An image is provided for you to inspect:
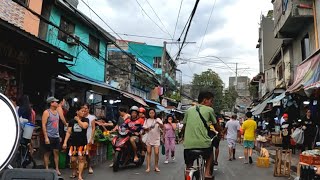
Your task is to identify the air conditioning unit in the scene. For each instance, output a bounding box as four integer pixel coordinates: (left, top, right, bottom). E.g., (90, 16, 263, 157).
(66, 34, 80, 45)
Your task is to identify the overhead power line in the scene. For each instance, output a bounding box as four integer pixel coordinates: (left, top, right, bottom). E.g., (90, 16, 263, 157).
(78, 0, 166, 76)
(134, 0, 173, 39)
(197, 0, 217, 56)
(176, 0, 201, 61)
(144, 0, 172, 39)
(14, 0, 161, 87)
(170, 0, 184, 53)
(115, 32, 172, 40)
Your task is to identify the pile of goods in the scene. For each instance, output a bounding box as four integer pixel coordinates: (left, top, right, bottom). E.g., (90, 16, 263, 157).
(95, 129, 112, 142)
(300, 150, 320, 165)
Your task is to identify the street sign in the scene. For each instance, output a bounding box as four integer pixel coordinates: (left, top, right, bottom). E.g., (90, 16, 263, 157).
(0, 93, 20, 171)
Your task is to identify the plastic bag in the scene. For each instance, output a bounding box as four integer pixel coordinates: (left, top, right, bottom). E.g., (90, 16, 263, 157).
(291, 128, 304, 145)
(142, 133, 148, 143)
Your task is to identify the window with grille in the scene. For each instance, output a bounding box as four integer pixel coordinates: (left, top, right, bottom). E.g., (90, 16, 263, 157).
(89, 35, 100, 58)
(153, 57, 161, 68)
(58, 17, 75, 43)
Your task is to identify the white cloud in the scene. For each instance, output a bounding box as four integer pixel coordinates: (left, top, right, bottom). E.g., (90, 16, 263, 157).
(78, 0, 273, 86)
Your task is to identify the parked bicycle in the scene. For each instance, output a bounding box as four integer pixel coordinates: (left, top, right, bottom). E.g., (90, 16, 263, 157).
(12, 119, 37, 169)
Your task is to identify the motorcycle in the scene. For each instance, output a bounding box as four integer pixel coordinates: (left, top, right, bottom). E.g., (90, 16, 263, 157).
(111, 125, 145, 172)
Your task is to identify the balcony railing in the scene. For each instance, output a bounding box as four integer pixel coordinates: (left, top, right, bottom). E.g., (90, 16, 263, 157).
(273, 0, 313, 38)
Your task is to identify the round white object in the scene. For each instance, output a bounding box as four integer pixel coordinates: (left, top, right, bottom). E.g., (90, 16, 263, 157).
(0, 93, 20, 171)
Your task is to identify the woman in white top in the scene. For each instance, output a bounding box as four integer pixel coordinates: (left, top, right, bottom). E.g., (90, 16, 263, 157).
(143, 109, 163, 173)
(82, 103, 96, 174)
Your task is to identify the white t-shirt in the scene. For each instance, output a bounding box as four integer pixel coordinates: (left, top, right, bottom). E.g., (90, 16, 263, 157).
(225, 119, 241, 140)
(86, 114, 96, 143)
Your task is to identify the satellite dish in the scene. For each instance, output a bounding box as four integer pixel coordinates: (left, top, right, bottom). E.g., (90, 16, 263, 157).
(0, 93, 20, 171)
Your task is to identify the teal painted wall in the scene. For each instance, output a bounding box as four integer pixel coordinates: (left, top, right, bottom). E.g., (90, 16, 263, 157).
(46, 6, 107, 82)
(128, 42, 162, 67)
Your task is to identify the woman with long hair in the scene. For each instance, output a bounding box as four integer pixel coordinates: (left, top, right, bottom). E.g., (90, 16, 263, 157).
(18, 95, 32, 122)
(163, 114, 177, 164)
(82, 103, 96, 174)
(63, 106, 89, 180)
(143, 109, 163, 172)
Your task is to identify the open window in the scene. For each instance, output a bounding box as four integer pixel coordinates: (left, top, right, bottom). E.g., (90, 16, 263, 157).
(153, 57, 161, 68)
(89, 35, 100, 58)
(58, 17, 75, 43)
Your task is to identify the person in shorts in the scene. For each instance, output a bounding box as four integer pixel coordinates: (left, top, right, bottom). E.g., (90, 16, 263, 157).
(42, 97, 62, 175)
(242, 111, 257, 164)
(63, 105, 89, 180)
(224, 115, 240, 161)
(182, 91, 218, 179)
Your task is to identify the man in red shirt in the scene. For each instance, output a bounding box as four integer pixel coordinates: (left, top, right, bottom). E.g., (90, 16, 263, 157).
(124, 106, 144, 162)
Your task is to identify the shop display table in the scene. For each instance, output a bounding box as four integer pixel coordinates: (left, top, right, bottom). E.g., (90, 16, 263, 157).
(297, 162, 320, 177)
(271, 133, 282, 145)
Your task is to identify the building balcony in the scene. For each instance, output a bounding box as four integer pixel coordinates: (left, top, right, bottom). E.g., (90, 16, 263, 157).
(273, 0, 313, 38)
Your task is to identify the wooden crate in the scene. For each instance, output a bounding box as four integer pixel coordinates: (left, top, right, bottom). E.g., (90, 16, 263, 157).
(271, 134, 282, 145)
(274, 149, 291, 177)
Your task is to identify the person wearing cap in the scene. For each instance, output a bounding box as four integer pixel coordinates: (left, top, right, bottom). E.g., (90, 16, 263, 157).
(42, 96, 62, 175)
(280, 113, 292, 150)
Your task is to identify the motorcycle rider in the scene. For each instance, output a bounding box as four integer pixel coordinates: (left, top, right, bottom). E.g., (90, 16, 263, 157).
(124, 106, 145, 162)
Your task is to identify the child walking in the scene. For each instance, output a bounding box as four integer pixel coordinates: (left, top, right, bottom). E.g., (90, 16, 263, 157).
(163, 115, 177, 164)
(143, 109, 163, 172)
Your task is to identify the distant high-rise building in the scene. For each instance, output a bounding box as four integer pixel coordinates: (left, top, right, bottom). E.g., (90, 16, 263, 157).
(229, 76, 250, 97)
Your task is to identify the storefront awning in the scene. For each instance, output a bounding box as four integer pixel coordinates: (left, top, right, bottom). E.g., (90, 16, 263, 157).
(156, 105, 170, 113)
(62, 73, 118, 91)
(252, 96, 274, 116)
(62, 73, 149, 107)
(145, 99, 161, 106)
(268, 92, 286, 104)
(122, 92, 148, 107)
(287, 51, 320, 95)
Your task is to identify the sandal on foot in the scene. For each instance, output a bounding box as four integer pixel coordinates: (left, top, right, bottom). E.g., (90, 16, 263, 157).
(69, 174, 76, 178)
(88, 167, 93, 174)
(133, 157, 139, 162)
(146, 169, 150, 173)
(154, 168, 160, 172)
(56, 170, 61, 176)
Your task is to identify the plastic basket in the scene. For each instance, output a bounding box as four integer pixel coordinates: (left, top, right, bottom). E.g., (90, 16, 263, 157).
(257, 157, 270, 168)
(300, 154, 320, 165)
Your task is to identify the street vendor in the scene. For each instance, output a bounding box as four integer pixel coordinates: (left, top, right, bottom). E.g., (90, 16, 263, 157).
(280, 113, 293, 150)
(302, 108, 317, 151)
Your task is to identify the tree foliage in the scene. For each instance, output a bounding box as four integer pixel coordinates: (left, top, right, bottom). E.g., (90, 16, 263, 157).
(223, 86, 238, 111)
(191, 69, 224, 113)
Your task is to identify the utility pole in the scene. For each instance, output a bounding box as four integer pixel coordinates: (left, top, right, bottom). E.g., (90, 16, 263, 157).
(161, 41, 195, 86)
(235, 62, 238, 91)
(161, 41, 167, 87)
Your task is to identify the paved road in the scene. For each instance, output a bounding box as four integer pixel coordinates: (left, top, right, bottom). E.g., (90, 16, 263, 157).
(58, 141, 291, 180)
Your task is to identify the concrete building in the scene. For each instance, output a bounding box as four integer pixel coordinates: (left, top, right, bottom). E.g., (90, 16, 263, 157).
(107, 41, 159, 99)
(229, 76, 250, 97)
(0, 0, 43, 36)
(256, 12, 282, 98)
(271, 0, 317, 88)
